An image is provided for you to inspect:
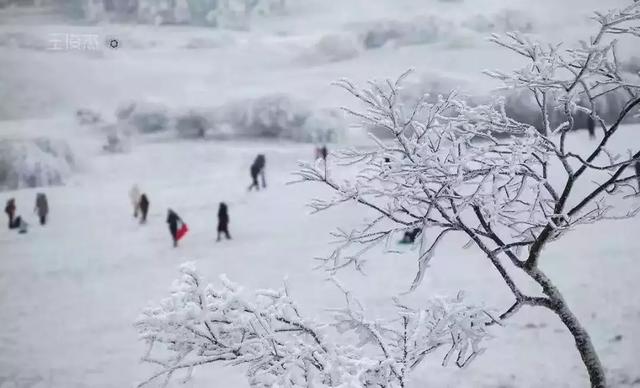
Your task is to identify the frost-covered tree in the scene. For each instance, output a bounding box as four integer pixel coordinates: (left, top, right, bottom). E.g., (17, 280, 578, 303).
(136, 3, 639, 387)
(136, 263, 493, 387)
(293, 3, 640, 388)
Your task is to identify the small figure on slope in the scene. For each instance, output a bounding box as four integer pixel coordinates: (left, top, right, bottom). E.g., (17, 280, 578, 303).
(34, 193, 49, 226)
(400, 228, 422, 244)
(248, 154, 266, 191)
(587, 115, 596, 140)
(139, 194, 150, 224)
(5, 198, 16, 229)
(217, 202, 231, 242)
(166, 209, 188, 248)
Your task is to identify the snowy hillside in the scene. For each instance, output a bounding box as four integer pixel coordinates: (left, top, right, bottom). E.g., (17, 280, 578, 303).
(1, 130, 639, 387)
(1, 0, 639, 387)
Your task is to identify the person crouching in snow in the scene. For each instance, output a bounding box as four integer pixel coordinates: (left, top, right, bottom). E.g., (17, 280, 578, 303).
(400, 228, 422, 244)
(17, 218, 28, 234)
(34, 193, 49, 225)
(217, 202, 231, 241)
(166, 209, 187, 247)
(129, 184, 141, 218)
(139, 194, 149, 224)
(248, 154, 266, 191)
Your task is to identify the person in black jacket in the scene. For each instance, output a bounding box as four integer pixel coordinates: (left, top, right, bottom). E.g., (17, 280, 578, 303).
(217, 202, 231, 241)
(34, 193, 49, 225)
(139, 194, 149, 224)
(587, 115, 596, 139)
(320, 145, 328, 160)
(5, 198, 16, 229)
(166, 209, 182, 247)
(248, 154, 266, 191)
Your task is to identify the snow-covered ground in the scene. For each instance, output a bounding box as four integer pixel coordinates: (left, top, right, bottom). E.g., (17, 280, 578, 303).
(1, 0, 639, 387)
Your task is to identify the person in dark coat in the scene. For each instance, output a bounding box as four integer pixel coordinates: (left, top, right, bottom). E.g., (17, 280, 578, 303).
(139, 194, 149, 224)
(217, 202, 231, 241)
(635, 161, 640, 192)
(320, 145, 328, 160)
(587, 115, 596, 139)
(34, 193, 49, 225)
(401, 228, 422, 244)
(248, 154, 266, 191)
(166, 209, 182, 247)
(5, 198, 16, 229)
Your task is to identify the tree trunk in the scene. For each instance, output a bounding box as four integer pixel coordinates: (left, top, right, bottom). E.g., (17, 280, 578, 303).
(552, 300, 606, 388)
(528, 267, 607, 388)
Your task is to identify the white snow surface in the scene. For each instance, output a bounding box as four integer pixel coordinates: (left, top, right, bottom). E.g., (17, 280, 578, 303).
(1, 0, 639, 387)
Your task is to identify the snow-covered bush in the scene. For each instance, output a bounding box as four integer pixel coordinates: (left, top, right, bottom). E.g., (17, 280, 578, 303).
(219, 95, 344, 142)
(76, 108, 103, 125)
(0, 138, 76, 191)
(302, 108, 345, 143)
(116, 101, 170, 134)
(356, 15, 455, 50)
(196, 0, 287, 28)
(137, 263, 494, 387)
(462, 9, 535, 34)
(175, 109, 212, 138)
(301, 33, 361, 64)
(102, 124, 132, 153)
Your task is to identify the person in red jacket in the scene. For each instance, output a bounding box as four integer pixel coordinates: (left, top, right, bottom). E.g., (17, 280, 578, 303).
(166, 209, 187, 247)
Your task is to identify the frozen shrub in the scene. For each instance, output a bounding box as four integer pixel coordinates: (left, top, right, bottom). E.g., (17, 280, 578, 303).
(360, 21, 403, 49)
(76, 108, 102, 125)
(302, 108, 345, 143)
(102, 125, 132, 153)
(301, 32, 361, 64)
(463, 9, 535, 33)
(357, 16, 454, 50)
(116, 101, 170, 134)
(221, 94, 309, 139)
(175, 110, 212, 138)
(219, 95, 345, 142)
(0, 138, 76, 191)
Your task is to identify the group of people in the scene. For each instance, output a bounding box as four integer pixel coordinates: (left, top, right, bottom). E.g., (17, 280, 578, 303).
(4, 193, 49, 234)
(126, 153, 266, 247)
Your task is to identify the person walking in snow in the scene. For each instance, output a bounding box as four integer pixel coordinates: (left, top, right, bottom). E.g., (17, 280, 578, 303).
(34, 193, 49, 225)
(166, 209, 186, 247)
(248, 154, 266, 191)
(5, 198, 16, 229)
(217, 202, 231, 241)
(587, 115, 596, 139)
(129, 184, 141, 218)
(139, 194, 150, 224)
